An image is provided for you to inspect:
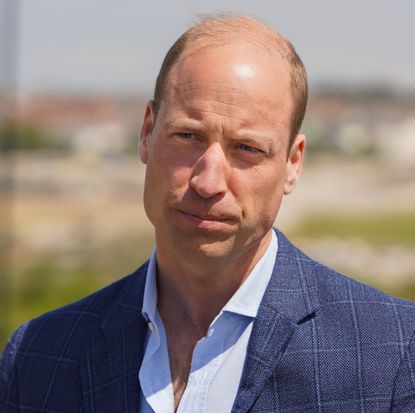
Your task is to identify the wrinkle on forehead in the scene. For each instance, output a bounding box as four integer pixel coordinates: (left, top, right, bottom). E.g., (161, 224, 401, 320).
(161, 42, 293, 136)
(169, 76, 288, 106)
(165, 80, 289, 127)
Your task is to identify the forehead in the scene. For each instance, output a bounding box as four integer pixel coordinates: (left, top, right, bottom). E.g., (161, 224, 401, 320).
(162, 42, 292, 128)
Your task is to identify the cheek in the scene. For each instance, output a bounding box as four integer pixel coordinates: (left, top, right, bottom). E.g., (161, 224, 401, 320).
(233, 164, 287, 216)
(148, 144, 193, 193)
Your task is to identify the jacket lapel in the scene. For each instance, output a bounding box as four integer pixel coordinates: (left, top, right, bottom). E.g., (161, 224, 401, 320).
(79, 231, 319, 413)
(80, 264, 148, 413)
(232, 230, 320, 413)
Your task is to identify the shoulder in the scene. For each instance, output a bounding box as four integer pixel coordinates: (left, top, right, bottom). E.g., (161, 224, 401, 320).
(276, 228, 415, 318)
(0, 262, 148, 381)
(273, 231, 415, 406)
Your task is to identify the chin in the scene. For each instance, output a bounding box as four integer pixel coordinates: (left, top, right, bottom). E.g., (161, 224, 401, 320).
(182, 236, 239, 262)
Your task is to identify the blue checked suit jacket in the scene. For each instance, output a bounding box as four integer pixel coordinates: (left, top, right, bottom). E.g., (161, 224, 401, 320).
(1, 230, 415, 412)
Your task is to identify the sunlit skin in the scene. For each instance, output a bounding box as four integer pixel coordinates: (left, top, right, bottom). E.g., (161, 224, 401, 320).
(139, 41, 305, 407)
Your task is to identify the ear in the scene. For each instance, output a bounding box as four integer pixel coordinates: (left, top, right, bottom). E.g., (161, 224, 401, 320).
(139, 100, 155, 164)
(284, 134, 305, 195)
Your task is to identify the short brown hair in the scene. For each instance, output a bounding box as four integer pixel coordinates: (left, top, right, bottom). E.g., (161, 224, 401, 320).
(153, 14, 308, 145)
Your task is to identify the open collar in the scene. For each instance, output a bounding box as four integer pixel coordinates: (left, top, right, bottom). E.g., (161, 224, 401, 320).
(80, 229, 321, 413)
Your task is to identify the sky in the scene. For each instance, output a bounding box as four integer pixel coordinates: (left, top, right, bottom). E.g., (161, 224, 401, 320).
(1, 0, 414, 95)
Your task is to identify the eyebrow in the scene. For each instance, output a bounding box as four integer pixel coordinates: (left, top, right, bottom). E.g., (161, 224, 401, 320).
(233, 135, 278, 154)
(164, 118, 204, 131)
(164, 118, 280, 153)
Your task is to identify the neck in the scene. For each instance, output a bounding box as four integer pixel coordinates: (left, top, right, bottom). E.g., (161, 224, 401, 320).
(156, 230, 272, 336)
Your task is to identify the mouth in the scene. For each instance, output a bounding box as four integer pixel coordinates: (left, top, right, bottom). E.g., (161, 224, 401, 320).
(176, 209, 237, 229)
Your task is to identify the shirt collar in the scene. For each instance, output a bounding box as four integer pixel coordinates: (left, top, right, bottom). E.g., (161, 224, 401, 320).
(141, 230, 278, 323)
(141, 248, 158, 325)
(221, 230, 278, 318)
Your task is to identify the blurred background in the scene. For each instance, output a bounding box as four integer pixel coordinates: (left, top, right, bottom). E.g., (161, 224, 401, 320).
(1, 0, 414, 349)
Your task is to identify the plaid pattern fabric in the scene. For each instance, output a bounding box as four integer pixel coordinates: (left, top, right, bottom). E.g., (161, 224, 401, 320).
(1, 230, 415, 412)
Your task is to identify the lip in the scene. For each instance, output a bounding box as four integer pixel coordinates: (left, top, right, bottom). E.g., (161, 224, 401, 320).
(176, 209, 236, 229)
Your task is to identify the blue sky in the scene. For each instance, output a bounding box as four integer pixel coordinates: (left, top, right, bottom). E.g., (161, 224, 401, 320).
(2, 0, 414, 94)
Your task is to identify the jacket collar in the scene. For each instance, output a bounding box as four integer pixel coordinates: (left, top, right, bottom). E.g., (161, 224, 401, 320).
(100, 262, 149, 337)
(80, 263, 149, 413)
(232, 229, 321, 413)
(81, 230, 321, 412)
(98, 229, 319, 336)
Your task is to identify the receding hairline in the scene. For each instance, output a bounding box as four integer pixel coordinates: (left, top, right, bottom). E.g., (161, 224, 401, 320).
(153, 13, 308, 142)
(179, 14, 294, 57)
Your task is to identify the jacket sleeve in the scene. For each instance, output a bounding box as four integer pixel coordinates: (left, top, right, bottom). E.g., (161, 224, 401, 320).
(0, 322, 29, 412)
(391, 330, 415, 412)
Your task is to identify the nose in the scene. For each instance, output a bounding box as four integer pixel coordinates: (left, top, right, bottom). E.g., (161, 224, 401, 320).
(190, 143, 229, 199)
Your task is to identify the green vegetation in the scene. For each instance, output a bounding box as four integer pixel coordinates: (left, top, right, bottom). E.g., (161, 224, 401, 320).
(0, 124, 67, 152)
(0, 231, 155, 349)
(291, 212, 415, 246)
(386, 282, 415, 303)
(8, 262, 103, 331)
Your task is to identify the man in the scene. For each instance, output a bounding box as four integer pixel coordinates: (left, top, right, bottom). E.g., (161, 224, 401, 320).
(1, 14, 415, 413)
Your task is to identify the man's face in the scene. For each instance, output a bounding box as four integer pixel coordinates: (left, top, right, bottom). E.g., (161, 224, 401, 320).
(140, 42, 304, 267)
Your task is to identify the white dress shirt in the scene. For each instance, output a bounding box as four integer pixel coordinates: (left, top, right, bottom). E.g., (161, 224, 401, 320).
(138, 231, 278, 413)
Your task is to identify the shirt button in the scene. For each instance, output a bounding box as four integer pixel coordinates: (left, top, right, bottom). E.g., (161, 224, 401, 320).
(148, 322, 155, 333)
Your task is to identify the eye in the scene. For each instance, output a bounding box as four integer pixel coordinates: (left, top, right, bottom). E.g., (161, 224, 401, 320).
(237, 143, 261, 153)
(233, 142, 268, 164)
(178, 132, 196, 140)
